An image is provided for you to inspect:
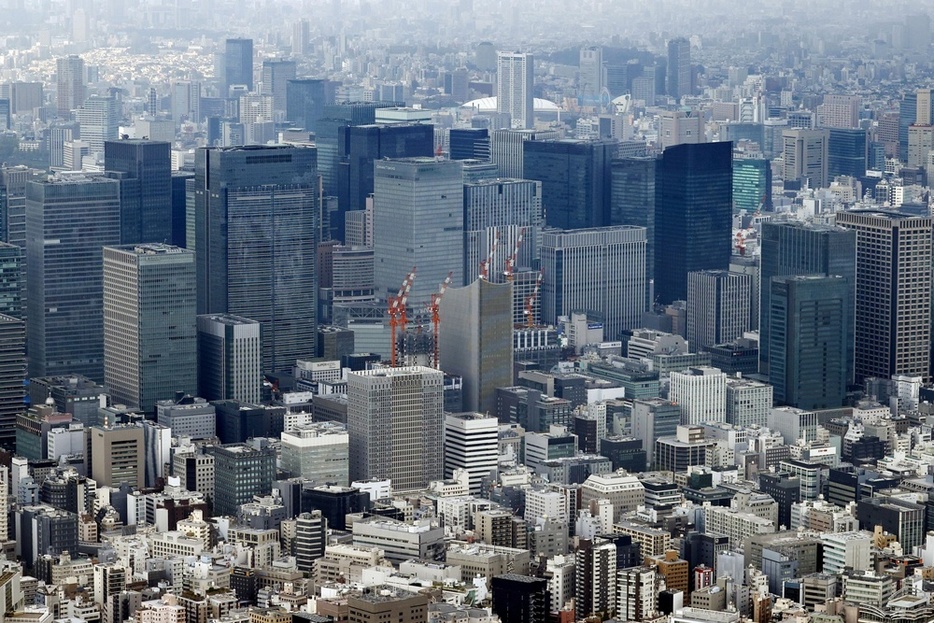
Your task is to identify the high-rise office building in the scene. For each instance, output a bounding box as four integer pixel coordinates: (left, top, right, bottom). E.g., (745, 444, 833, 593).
(196, 314, 262, 404)
(292, 19, 310, 56)
(372, 158, 464, 304)
(610, 156, 656, 298)
(211, 442, 277, 517)
(347, 366, 443, 492)
(286, 79, 329, 133)
(463, 178, 543, 284)
(659, 110, 705, 150)
(654, 141, 732, 304)
(827, 128, 868, 179)
(489, 128, 559, 178)
(224, 38, 254, 93)
(316, 100, 398, 199)
(669, 367, 727, 425)
(194, 145, 317, 372)
(0, 243, 21, 319)
(172, 80, 201, 126)
(0, 314, 24, 451)
(56, 55, 86, 119)
(449, 128, 490, 160)
(491, 574, 550, 623)
(89, 424, 145, 488)
(338, 123, 435, 215)
(74, 96, 120, 156)
(444, 412, 499, 495)
(686, 270, 751, 352)
(104, 139, 173, 245)
(898, 89, 934, 162)
(732, 158, 772, 212)
(758, 221, 855, 377)
(26, 174, 121, 381)
(439, 279, 513, 415)
(576, 539, 617, 619)
(542, 226, 646, 340)
(666, 38, 691, 99)
(261, 59, 296, 113)
(280, 422, 349, 485)
(837, 210, 932, 381)
(768, 275, 850, 409)
(523, 138, 618, 229)
(818, 95, 861, 129)
(497, 52, 534, 129)
(579, 46, 604, 108)
(103, 244, 196, 413)
(782, 128, 829, 189)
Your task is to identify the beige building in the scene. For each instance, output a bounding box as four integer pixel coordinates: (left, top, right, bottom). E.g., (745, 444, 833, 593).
(90, 424, 144, 489)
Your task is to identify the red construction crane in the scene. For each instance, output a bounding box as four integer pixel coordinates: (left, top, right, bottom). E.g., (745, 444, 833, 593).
(504, 228, 525, 282)
(479, 231, 501, 281)
(524, 269, 544, 328)
(430, 271, 454, 369)
(388, 267, 416, 368)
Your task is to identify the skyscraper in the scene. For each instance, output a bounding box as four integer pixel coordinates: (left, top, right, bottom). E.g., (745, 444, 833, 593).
(172, 81, 201, 126)
(0, 242, 22, 319)
(817, 95, 861, 129)
(194, 145, 318, 372)
(372, 158, 464, 305)
(579, 46, 604, 108)
(463, 178, 543, 284)
(758, 221, 855, 377)
(827, 128, 868, 180)
(610, 156, 656, 296)
(224, 38, 254, 94)
(103, 244, 197, 413)
(489, 128, 559, 178)
(768, 275, 850, 409)
(497, 52, 534, 129)
(26, 175, 121, 381)
(439, 279, 513, 415)
(104, 139, 173, 245)
(292, 19, 310, 56)
(0, 314, 24, 451)
(782, 129, 829, 189)
(654, 141, 733, 304)
(669, 367, 727, 425)
(196, 314, 262, 404)
(75, 96, 120, 156)
(523, 138, 618, 230)
(89, 424, 145, 489)
(339, 123, 435, 215)
(261, 59, 297, 113)
(732, 158, 772, 211)
(211, 442, 277, 517)
(837, 210, 932, 381)
(666, 38, 691, 100)
(686, 270, 751, 352)
(347, 366, 443, 492)
(541, 226, 647, 339)
(56, 55, 85, 119)
(316, 101, 398, 199)
(286, 79, 329, 133)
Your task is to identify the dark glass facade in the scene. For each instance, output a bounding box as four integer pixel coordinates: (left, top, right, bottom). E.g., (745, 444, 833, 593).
(194, 145, 318, 371)
(25, 177, 121, 382)
(827, 128, 868, 179)
(104, 139, 173, 245)
(768, 275, 850, 409)
(523, 138, 617, 230)
(286, 78, 331, 133)
(758, 221, 856, 376)
(224, 38, 254, 93)
(654, 141, 733, 304)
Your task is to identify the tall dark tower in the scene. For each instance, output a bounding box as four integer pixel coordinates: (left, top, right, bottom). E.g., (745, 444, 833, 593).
(224, 38, 254, 94)
(104, 139, 173, 245)
(194, 145, 318, 372)
(523, 138, 618, 230)
(654, 141, 732, 305)
(491, 574, 550, 623)
(667, 37, 691, 99)
(286, 79, 330, 133)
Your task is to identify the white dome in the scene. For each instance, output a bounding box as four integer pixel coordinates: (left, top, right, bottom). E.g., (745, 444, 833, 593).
(461, 96, 561, 113)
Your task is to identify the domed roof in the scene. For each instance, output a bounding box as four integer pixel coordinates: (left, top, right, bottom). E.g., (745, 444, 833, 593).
(461, 96, 561, 112)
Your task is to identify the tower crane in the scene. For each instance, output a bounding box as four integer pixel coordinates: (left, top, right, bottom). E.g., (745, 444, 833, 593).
(524, 269, 544, 328)
(430, 271, 454, 369)
(479, 231, 501, 280)
(503, 228, 525, 282)
(388, 267, 416, 368)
